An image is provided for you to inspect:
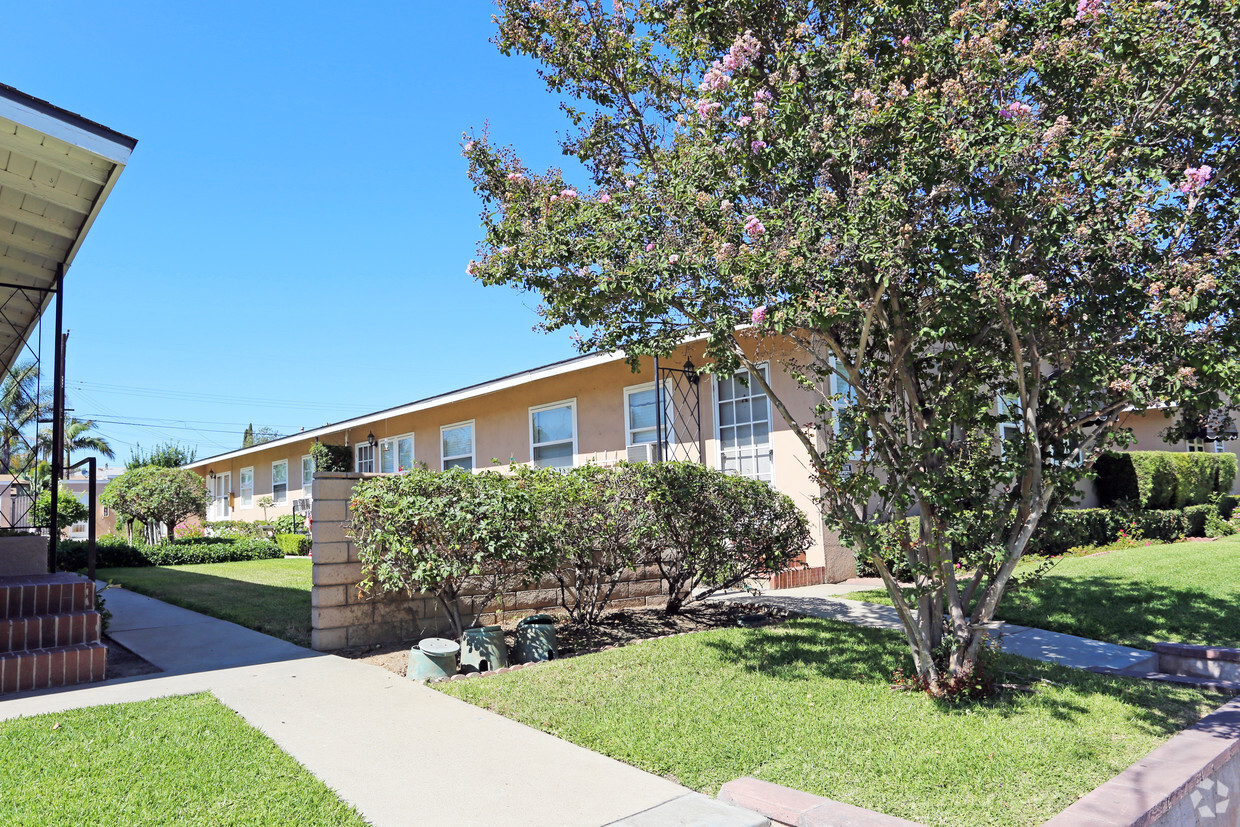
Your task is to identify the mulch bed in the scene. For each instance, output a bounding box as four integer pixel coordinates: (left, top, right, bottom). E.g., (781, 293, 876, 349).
(337, 601, 788, 680)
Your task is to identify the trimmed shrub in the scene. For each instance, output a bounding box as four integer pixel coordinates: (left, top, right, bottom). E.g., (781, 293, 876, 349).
(275, 533, 311, 556)
(1033, 509, 1124, 556)
(205, 520, 270, 539)
(1130, 509, 1187, 542)
(1218, 453, 1238, 495)
(1221, 495, 1240, 520)
(1171, 453, 1217, 508)
(309, 441, 352, 473)
(273, 514, 306, 534)
(634, 461, 812, 614)
(1183, 504, 1213, 537)
(56, 536, 281, 572)
(1094, 451, 1178, 509)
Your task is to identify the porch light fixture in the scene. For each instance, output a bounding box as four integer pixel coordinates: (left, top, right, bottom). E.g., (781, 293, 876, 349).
(367, 432, 377, 448)
(207, 469, 215, 480)
(684, 357, 699, 386)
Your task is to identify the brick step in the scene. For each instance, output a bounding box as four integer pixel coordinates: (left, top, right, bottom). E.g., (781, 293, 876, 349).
(0, 641, 107, 695)
(0, 573, 95, 619)
(0, 611, 101, 654)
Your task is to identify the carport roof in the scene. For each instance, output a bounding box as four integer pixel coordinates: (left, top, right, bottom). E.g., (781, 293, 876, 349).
(0, 83, 135, 374)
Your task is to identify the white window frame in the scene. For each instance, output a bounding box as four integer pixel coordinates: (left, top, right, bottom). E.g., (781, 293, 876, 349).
(529, 398, 578, 469)
(240, 466, 254, 509)
(301, 454, 314, 494)
(379, 433, 415, 474)
(712, 364, 775, 484)
(830, 359, 865, 462)
(441, 420, 476, 471)
(272, 460, 289, 505)
(624, 381, 674, 448)
(997, 392, 1023, 458)
(355, 442, 375, 474)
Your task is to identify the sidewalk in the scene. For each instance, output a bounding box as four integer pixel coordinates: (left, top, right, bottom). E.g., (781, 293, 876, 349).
(720, 582, 1160, 673)
(0, 586, 766, 827)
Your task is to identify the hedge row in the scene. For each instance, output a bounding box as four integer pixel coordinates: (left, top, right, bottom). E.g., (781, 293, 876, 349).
(57, 535, 282, 571)
(275, 533, 312, 556)
(857, 495, 1240, 574)
(1095, 451, 1237, 509)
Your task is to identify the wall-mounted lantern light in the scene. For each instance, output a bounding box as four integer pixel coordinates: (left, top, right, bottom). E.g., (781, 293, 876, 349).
(367, 432, 377, 449)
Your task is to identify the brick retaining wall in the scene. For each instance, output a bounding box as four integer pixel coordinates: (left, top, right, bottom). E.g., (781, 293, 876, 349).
(309, 472, 669, 650)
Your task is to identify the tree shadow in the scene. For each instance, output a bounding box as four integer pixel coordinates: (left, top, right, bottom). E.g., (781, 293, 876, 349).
(999, 572, 1240, 650)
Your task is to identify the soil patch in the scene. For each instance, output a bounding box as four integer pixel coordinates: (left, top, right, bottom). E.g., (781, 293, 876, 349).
(105, 635, 162, 680)
(337, 601, 786, 679)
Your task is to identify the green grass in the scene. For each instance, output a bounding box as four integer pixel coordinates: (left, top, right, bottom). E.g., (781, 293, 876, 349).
(0, 693, 365, 826)
(98, 558, 312, 646)
(848, 536, 1240, 649)
(436, 617, 1221, 827)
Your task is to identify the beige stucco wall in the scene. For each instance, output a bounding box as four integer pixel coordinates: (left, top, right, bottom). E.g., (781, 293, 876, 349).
(189, 334, 850, 578)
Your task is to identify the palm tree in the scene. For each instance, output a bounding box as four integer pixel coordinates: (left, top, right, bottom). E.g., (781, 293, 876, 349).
(38, 417, 115, 470)
(0, 361, 49, 475)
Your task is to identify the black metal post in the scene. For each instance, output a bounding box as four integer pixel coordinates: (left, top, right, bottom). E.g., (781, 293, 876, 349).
(68, 456, 96, 580)
(46, 265, 65, 573)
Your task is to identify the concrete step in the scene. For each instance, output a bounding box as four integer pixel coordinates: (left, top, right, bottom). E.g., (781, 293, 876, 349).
(0, 573, 95, 619)
(1087, 665, 1240, 693)
(0, 641, 107, 694)
(0, 611, 101, 653)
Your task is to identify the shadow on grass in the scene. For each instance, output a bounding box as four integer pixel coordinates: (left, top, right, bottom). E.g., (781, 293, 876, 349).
(99, 566, 312, 647)
(704, 618, 1218, 735)
(999, 572, 1240, 650)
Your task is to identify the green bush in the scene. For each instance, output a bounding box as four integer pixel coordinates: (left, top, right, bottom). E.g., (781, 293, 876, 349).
(1171, 453, 1217, 508)
(1182, 504, 1214, 537)
(275, 533, 311, 556)
(273, 514, 306, 534)
(204, 520, 270, 539)
(1094, 451, 1179, 509)
(56, 536, 281, 572)
(1130, 509, 1187, 542)
(1032, 509, 1124, 556)
(1220, 495, 1240, 520)
(309, 442, 352, 473)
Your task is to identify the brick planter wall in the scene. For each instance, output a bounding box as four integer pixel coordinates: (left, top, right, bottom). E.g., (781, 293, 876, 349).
(309, 472, 668, 651)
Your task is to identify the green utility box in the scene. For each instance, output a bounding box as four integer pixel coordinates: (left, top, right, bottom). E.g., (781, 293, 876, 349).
(514, 614, 558, 663)
(461, 625, 509, 672)
(408, 637, 460, 682)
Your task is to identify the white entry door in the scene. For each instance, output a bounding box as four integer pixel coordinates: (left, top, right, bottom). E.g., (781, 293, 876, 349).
(214, 473, 231, 519)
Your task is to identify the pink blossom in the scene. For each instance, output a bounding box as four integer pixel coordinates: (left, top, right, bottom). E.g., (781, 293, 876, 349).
(645, 242, 655, 251)
(1076, 0, 1101, 18)
(751, 305, 767, 325)
(750, 140, 768, 153)
(506, 172, 526, 182)
(695, 99, 723, 119)
(754, 88, 773, 103)
(1180, 165, 1213, 193)
(668, 254, 680, 264)
(463, 141, 475, 153)
(744, 214, 765, 236)
(560, 189, 578, 199)
(900, 35, 911, 46)
(736, 116, 753, 127)
(999, 100, 1033, 119)
(625, 179, 636, 189)
(699, 61, 731, 92)
(466, 260, 478, 276)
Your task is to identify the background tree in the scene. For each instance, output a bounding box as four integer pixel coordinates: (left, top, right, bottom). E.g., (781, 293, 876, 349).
(0, 361, 48, 475)
(32, 484, 89, 532)
(100, 466, 210, 544)
(127, 441, 197, 470)
(241, 424, 280, 448)
(38, 417, 115, 469)
(464, 0, 1240, 692)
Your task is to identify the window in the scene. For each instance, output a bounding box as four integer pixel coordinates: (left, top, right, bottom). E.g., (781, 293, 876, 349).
(272, 460, 288, 504)
(831, 361, 866, 460)
(240, 467, 254, 509)
(997, 392, 1022, 456)
(716, 366, 773, 482)
(301, 455, 314, 493)
(356, 442, 375, 473)
(624, 382, 673, 447)
(441, 421, 475, 471)
(379, 434, 415, 473)
(530, 399, 576, 469)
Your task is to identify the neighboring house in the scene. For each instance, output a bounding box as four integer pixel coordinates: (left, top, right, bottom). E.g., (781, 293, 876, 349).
(183, 334, 1238, 583)
(59, 464, 124, 540)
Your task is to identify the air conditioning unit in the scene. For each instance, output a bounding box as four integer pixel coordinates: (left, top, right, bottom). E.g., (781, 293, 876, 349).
(626, 443, 656, 464)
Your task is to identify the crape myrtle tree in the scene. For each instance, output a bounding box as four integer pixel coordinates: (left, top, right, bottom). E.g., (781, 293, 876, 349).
(462, 0, 1240, 693)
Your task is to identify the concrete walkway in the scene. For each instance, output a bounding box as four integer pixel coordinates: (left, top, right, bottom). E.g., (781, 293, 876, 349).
(720, 582, 1160, 673)
(0, 586, 765, 827)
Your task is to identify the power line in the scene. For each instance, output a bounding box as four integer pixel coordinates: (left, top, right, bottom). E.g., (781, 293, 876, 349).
(70, 380, 378, 412)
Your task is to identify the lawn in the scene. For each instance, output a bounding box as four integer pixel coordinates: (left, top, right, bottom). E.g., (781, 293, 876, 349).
(436, 616, 1222, 827)
(98, 558, 312, 646)
(0, 693, 365, 826)
(848, 536, 1240, 650)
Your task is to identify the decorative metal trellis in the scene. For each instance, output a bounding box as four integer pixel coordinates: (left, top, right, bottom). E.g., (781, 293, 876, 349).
(0, 280, 54, 533)
(653, 355, 704, 465)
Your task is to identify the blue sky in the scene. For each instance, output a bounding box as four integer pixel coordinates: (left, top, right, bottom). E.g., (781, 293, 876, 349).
(4, 1, 587, 462)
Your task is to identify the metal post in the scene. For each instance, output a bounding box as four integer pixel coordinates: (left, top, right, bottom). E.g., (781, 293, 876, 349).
(653, 355, 663, 463)
(46, 265, 65, 573)
(85, 457, 96, 581)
